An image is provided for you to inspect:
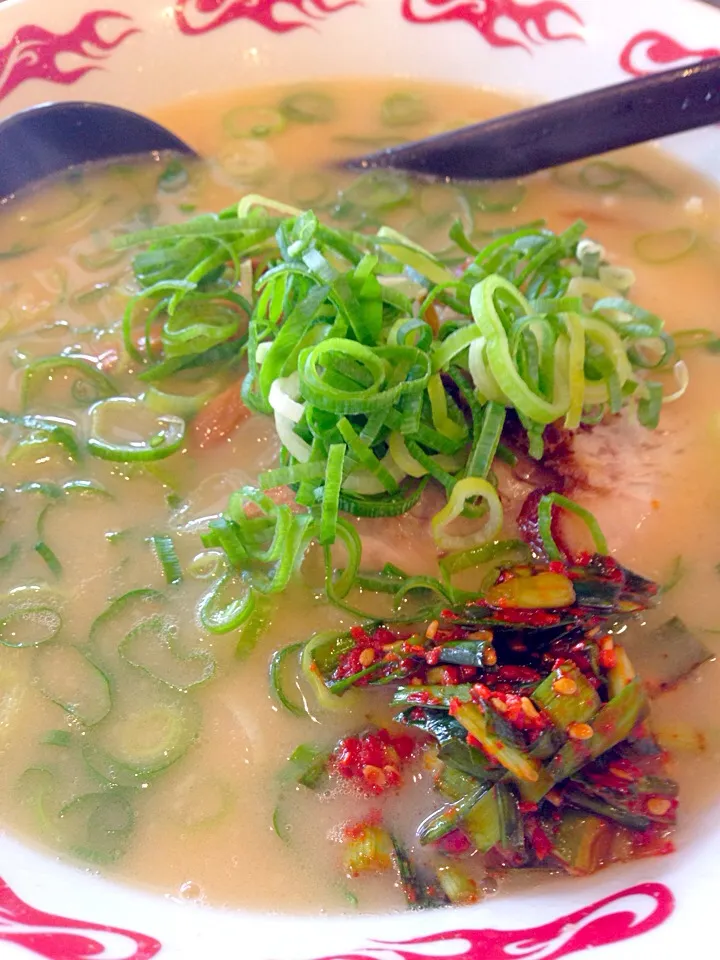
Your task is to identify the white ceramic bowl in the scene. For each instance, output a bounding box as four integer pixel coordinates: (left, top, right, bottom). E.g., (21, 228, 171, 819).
(0, 1, 719, 957)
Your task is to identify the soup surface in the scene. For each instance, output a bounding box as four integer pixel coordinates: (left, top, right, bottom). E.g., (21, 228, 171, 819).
(0, 80, 719, 914)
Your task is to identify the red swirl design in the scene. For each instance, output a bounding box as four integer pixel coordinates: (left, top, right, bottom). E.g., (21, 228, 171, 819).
(401, 0, 583, 51)
(0, 10, 139, 102)
(0, 876, 160, 959)
(308, 883, 674, 960)
(174, 0, 359, 35)
(620, 30, 720, 77)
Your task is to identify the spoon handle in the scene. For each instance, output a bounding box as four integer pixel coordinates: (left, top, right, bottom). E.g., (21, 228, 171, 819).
(351, 57, 720, 180)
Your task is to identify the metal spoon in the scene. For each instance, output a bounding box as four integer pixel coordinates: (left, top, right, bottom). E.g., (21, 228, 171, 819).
(347, 58, 720, 180)
(0, 101, 196, 200)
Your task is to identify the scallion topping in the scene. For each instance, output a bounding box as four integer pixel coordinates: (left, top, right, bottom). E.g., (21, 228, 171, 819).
(116, 193, 685, 617)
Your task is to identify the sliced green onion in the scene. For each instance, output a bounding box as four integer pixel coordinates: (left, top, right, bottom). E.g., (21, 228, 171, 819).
(376, 226, 454, 285)
(87, 588, 166, 667)
(471, 276, 568, 424)
(37, 646, 111, 726)
(280, 92, 336, 124)
(16, 481, 63, 499)
(634, 227, 697, 264)
(217, 139, 274, 183)
(342, 171, 411, 212)
(96, 698, 201, 778)
(662, 360, 690, 404)
(418, 785, 487, 844)
(158, 158, 189, 193)
(338, 477, 428, 519)
(148, 534, 183, 585)
(452, 701, 540, 782)
(427, 373, 467, 443)
(637, 381, 663, 429)
(392, 575, 453, 613)
(339, 420, 400, 495)
(198, 573, 255, 634)
(439, 539, 530, 587)
(431, 477, 503, 552)
(388, 432, 427, 479)
(466, 180, 527, 214)
(0, 607, 62, 647)
(324, 517, 362, 603)
(288, 171, 330, 207)
(223, 105, 286, 139)
(87, 398, 185, 462)
(0, 410, 82, 463)
(0, 543, 20, 575)
(34, 541, 62, 578)
(467, 401, 505, 478)
(58, 792, 135, 865)
(381, 92, 430, 127)
(41, 729, 72, 747)
(120, 613, 215, 690)
(672, 328, 718, 351)
(143, 382, 219, 419)
(269, 642, 308, 718)
(236, 592, 273, 659)
(62, 480, 112, 498)
(537, 493, 608, 561)
(285, 743, 330, 788)
(301, 630, 359, 711)
(435, 864, 479, 905)
(21, 356, 117, 410)
(187, 550, 225, 581)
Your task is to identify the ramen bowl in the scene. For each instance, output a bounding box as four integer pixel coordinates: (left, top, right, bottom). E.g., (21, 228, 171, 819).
(0, 0, 718, 958)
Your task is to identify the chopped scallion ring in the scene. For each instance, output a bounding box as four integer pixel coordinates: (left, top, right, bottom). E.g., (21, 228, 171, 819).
(431, 477, 503, 552)
(87, 397, 185, 462)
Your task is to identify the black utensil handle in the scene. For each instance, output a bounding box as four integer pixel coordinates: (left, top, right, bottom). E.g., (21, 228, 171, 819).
(356, 57, 720, 180)
(0, 102, 196, 199)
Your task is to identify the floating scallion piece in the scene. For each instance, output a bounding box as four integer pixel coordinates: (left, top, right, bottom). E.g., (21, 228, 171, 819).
(381, 92, 430, 128)
(21, 356, 117, 410)
(280, 92, 336, 125)
(634, 227, 697, 264)
(87, 397, 185, 462)
(149, 535, 183, 585)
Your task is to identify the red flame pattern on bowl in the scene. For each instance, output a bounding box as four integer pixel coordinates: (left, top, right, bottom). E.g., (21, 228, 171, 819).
(0, 10, 138, 102)
(0, 876, 161, 960)
(400, 0, 584, 51)
(307, 883, 674, 960)
(173, 0, 359, 35)
(620, 29, 720, 76)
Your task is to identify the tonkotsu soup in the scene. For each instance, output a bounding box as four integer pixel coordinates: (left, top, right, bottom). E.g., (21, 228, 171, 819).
(0, 79, 719, 914)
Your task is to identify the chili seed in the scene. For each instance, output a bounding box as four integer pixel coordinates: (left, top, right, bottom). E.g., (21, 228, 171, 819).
(568, 722, 594, 741)
(362, 765, 386, 789)
(482, 646, 498, 666)
(521, 697, 539, 719)
(646, 796, 672, 817)
(491, 697, 508, 714)
(468, 629, 493, 642)
(553, 677, 578, 696)
(359, 648, 375, 668)
(426, 620, 439, 641)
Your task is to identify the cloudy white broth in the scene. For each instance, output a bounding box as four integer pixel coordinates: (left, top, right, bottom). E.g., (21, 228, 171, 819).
(0, 78, 719, 914)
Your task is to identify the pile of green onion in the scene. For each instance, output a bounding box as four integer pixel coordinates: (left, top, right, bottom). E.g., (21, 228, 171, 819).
(115, 193, 683, 561)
